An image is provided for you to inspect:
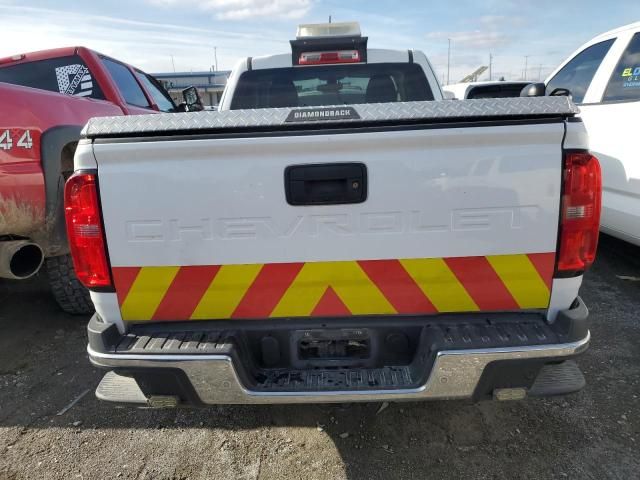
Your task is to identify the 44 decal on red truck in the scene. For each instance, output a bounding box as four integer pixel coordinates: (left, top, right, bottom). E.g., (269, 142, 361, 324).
(0, 129, 36, 153)
(0, 129, 33, 150)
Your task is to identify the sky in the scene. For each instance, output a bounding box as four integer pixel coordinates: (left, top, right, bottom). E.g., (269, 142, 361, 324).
(0, 1, 639, 83)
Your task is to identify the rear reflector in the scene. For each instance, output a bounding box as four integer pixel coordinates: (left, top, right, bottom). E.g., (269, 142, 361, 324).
(299, 50, 360, 65)
(64, 172, 112, 288)
(557, 152, 602, 274)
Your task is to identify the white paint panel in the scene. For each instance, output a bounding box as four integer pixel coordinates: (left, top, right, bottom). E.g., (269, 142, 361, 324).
(560, 120, 589, 150)
(579, 101, 640, 246)
(601, 191, 640, 245)
(93, 122, 565, 267)
(74, 140, 97, 169)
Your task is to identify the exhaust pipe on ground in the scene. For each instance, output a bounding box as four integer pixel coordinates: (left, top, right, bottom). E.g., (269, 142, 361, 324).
(0, 240, 45, 280)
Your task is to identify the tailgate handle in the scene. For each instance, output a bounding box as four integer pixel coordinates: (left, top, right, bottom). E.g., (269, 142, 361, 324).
(285, 163, 367, 206)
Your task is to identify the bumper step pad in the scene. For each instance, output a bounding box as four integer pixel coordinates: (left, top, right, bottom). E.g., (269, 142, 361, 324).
(96, 371, 148, 405)
(529, 360, 586, 397)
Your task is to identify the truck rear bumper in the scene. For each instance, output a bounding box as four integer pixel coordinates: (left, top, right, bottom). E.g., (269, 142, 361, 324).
(88, 298, 590, 405)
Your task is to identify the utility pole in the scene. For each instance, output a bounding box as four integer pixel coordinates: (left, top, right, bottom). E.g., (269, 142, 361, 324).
(489, 53, 493, 81)
(329, 15, 332, 23)
(214, 46, 218, 72)
(446, 38, 451, 85)
(538, 64, 543, 81)
(170, 55, 176, 73)
(523, 55, 530, 80)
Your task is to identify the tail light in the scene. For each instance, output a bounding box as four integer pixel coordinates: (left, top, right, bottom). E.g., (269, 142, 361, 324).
(557, 152, 602, 274)
(299, 50, 360, 65)
(64, 172, 112, 288)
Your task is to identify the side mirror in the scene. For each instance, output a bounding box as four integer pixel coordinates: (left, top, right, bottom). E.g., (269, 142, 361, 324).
(181, 86, 204, 112)
(548, 87, 572, 98)
(520, 82, 546, 97)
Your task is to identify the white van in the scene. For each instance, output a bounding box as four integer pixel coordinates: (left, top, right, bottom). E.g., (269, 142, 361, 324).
(546, 22, 640, 245)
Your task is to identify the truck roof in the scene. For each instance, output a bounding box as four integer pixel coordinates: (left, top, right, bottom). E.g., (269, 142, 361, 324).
(590, 21, 640, 42)
(243, 21, 412, 71)
(237, 21, 414, 71)
(0, 46, 88, 67)
(0, 46, 120, 70)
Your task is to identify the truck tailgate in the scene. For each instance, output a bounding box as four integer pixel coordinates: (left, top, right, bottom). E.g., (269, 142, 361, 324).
(91, 118, 564, 322)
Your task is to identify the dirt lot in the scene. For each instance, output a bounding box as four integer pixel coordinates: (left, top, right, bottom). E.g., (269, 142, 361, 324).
(0, 234, 638, 480)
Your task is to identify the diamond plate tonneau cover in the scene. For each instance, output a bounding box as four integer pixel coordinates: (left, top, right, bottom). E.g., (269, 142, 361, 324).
(82, 97, 579, 138)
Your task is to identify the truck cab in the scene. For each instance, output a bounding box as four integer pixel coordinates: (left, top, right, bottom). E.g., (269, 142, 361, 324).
(219, 22, 444, 110)
(0, 46, 178, 114)
(0, 47, 199, 315)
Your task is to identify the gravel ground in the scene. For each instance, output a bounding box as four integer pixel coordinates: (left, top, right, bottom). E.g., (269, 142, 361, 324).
(0, 234, 638, 480)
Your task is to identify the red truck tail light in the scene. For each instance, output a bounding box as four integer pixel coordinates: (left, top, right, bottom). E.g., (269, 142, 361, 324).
(64, 172, 112, 288)
(557, 152, 602, 274)
(299, 50, 360, 65)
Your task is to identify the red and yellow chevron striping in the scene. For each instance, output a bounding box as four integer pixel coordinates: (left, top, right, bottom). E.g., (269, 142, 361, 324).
(112, 253, 555, 322)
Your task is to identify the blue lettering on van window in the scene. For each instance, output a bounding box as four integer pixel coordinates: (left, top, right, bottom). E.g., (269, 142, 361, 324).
(621, 65, 640, 88)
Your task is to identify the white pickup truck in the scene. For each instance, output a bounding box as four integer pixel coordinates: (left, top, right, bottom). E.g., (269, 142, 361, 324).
(70, 23, 600, 406)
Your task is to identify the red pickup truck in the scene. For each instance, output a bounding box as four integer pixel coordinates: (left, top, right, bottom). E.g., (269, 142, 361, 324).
(0, 46, 199, 314)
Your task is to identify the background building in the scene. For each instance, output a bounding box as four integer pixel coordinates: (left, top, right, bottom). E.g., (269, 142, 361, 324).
(153, 71, 230, 108)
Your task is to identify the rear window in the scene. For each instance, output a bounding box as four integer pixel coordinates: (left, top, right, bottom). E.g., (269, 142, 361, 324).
(0, 54, 105, 99)
(230, 63, 433, 110)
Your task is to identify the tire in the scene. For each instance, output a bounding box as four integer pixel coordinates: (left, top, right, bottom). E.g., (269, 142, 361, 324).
(46, 254, 94, 315)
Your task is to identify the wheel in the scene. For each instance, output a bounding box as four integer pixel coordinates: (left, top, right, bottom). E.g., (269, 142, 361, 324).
(45, 254, 94, 315)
